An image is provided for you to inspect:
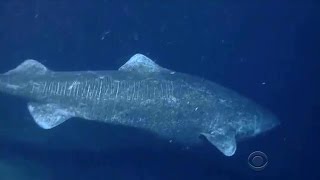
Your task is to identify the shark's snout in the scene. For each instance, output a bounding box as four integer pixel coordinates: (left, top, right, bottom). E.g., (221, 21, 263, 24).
(263, 112, 280, 131)
(256, 108, 280, 135)
(0, 75, 8, 92)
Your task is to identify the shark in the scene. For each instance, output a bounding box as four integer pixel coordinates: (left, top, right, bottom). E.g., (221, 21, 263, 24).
(0, 54, 279, 156)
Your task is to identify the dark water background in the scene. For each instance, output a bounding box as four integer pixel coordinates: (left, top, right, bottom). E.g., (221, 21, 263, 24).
(0, 0, 319, 179)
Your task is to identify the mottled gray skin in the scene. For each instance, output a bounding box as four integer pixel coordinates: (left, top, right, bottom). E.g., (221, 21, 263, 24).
(0, 55, 279, 156)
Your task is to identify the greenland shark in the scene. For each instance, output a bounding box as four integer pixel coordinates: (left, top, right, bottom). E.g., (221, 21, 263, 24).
(0, 54, 279, 156)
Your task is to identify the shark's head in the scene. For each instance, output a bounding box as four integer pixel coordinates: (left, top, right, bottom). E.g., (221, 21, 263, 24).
(201, 100, 280, 157)
(234, 105, 280, 140)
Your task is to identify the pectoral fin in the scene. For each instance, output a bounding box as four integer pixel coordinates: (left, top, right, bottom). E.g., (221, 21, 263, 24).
(201, 132, 237, 156)
(28, 103, 75, 129)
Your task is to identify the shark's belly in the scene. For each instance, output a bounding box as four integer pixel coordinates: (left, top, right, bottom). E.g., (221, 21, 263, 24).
(78, 94, 198, 143)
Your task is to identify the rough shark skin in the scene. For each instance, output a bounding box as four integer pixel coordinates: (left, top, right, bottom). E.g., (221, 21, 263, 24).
(0, 54, 279, 156)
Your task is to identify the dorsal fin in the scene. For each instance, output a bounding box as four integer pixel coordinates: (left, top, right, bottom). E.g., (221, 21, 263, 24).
(119, 54, 170, 73)
(4, 59, 48, 75)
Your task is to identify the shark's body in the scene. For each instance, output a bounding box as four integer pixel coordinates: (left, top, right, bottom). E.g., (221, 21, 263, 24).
(0, 54, 279, 156)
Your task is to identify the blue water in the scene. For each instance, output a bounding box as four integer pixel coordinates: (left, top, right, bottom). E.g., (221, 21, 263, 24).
(0, 0, 319, 179)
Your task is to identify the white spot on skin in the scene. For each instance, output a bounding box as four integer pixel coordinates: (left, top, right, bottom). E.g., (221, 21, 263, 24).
(168, 96, 177, 103)
(28, 105, 34, 112)
(68, 81, 80, 90)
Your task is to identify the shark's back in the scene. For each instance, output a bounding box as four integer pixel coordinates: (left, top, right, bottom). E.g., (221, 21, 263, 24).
(29, 71, 183, 122)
